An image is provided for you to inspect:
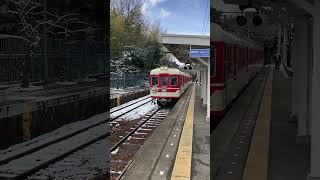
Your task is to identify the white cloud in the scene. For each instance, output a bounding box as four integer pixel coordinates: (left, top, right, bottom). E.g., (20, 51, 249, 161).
(141, 3, 149, 15)
(160, 8, 171, 19)
(142, 0, 168, 16)
(149, 0, 167, 7)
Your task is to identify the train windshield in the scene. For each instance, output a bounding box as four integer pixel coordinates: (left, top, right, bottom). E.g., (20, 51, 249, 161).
(170, 76, 178, 86)
(161, 76, 168, 86)
(152, 76, 158, 86)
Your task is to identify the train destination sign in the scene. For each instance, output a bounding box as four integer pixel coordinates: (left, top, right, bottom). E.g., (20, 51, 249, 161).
(189, 48, 210, 58)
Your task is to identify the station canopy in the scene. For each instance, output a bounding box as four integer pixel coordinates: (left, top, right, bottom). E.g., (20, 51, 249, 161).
(213, 0, 311, 45)
(161, 34, 210, 66)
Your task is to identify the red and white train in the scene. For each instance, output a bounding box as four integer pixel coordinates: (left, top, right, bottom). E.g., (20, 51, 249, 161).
(211, 22, 264, 123)
(150, 66, 192, 106)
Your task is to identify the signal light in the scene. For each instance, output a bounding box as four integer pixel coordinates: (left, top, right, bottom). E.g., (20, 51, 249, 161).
(253, 15, 263, 26)
(237, 15, 247, 26)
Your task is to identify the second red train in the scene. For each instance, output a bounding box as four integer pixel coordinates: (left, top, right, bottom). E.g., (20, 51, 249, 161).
(211, 22, 265, 125)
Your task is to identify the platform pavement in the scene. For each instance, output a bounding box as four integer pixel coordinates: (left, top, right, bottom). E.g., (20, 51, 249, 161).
(211, 68, 268, 180)
(211, 67, 310, 180)
(267, 69, 310, 180)
(191, 84, 210, 179)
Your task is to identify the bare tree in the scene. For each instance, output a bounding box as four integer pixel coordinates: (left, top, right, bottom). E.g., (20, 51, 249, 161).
(0, 0, 87, 87)
(110, 53, 139, 89)
(110, 52, 139, 77)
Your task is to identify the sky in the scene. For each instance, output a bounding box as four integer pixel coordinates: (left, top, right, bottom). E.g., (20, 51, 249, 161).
(142, 0, 210, 36)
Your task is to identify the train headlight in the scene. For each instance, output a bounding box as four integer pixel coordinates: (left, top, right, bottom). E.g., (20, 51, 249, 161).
(152, 87, 157, 93)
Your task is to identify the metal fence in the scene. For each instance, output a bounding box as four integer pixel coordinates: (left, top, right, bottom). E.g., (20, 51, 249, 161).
(110, 73, 149, 89)
(0, 38, 106, 82)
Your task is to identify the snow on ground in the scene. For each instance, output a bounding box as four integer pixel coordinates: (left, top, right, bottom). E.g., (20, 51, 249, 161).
(110, 97, 154, 120)
(110, 95, 150, 113)
(111, 147, 120, 155)
(115, 101, 157, 121)
(0, 112, 108, 161)
(30, 139, 108, 180)
(110, 98, 151, 118)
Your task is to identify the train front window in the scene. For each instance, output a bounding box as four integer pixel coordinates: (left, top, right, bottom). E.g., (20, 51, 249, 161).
(170, 76, 178, 86)
(161, 76, 168, 86)
(152, 76, 158, 86)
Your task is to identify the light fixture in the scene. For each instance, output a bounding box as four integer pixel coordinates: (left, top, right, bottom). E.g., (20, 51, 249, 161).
(237, 15, 247, 26)
(252, 10, 263, 26)
(237, 4, 247, 26)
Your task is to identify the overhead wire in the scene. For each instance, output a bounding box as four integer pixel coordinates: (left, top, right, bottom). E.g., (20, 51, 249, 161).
(202, 0, 209, 35)
(204, 0, 210, 35)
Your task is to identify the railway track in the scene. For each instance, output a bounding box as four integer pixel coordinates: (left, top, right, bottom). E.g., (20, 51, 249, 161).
(32, 80, 107, 97)
(0, 95, 152, 179)
(110, 107, 171, 180)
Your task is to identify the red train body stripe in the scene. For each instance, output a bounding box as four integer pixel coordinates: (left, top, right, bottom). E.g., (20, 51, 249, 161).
(211, 86, 224, 94)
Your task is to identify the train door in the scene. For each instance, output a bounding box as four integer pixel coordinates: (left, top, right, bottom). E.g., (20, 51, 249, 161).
(212, 41, 226, 119)
(224, 44, 233, 106)
(159, 74, 168, 92)
(245, 47, 249, 84)
(232, 45, 236, 99)
(168, 74, 179, 92)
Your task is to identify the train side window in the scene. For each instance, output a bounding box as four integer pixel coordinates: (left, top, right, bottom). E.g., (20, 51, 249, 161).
(161, 76, 168, 86)
(170, 76, 178, 86)
(211, 47, 216, 77)
(152, 76, 158, 86)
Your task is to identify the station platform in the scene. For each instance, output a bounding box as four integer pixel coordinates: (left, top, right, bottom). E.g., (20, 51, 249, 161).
(120, 83, 209, 180)
(0, 80, 108, 150)
(212, 66, 310, 180)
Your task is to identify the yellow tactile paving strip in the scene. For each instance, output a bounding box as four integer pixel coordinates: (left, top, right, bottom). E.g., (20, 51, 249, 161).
(171, 85, 195, 180)
(242, 70, 273, 180)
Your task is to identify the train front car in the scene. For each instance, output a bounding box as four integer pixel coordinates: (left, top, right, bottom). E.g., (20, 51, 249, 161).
(150, 66, 191, 106)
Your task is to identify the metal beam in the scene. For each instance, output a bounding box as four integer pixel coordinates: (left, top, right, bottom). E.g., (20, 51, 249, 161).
(288, 0, 316, 15)
(195, 57, 209, 66)
(161, 34, 210, 46)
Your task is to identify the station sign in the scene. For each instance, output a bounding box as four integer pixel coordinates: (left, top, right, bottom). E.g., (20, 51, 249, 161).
(189, 48, 210, 58)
